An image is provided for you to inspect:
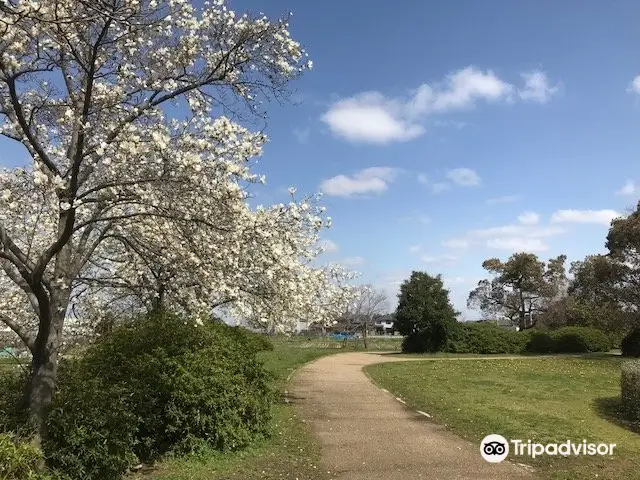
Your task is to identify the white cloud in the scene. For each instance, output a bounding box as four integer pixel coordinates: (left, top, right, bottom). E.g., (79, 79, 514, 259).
(409, 245, 459, 264)
(471, 224, 565, 238)
(550, 209, 620, 226)
(320, 167, 399, 198)
(628, 75, 640, 94)
(442, 238, 470, 250)
(321, 67, 556, 144)
(421, 253, 459, 264)
(417, 173, 429, 185)
(422, 67, 514, 113)
(518, 71, 559, 103)
(320, 92, 425, 144)
(616, 180, 638, 196)
(517, 211, 540, 225)
(443, 276, 468, 285)
(486, 195, 521, 205)
(320, 239, 338, 253)
(400, 211, 431, 225)
(441, 217, 566, 255)
(292, 127, 310, 144)
(431, 182, 451, 194)
(340, 256, 365, 267)
(433, 119, 467, 129)
(486, 237, 549, 252)
(446, 168, 481, 186)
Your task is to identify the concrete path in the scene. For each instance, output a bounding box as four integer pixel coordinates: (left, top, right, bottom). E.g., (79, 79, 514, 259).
(289, 352, 536, 480)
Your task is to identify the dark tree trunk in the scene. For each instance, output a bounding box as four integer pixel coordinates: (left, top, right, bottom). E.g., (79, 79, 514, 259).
(362, 320, 368, 349)
(25, 293, 68, 447)
(518, 291, 527, 330)
(150, 281, 166, 314)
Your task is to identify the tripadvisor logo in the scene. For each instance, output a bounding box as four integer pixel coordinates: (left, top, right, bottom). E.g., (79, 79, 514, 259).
(480, 434, 616, 463)
(480, 434, 509, 463)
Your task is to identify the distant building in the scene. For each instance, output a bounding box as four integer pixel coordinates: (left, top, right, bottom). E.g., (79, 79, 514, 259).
(373, 314, 395, 335)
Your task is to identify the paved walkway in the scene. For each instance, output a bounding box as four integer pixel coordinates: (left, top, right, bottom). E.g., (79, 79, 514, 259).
(289, 352, 536, 480)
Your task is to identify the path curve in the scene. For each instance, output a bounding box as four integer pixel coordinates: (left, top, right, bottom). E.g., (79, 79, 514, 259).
(289, 352, 536, 480)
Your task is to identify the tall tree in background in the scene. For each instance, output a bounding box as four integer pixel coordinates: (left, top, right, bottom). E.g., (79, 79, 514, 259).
(468, 253, 567, 330)
(395, 271, 457, 352)
(606, 201, 640, 311)
(0, 0, 356, 435)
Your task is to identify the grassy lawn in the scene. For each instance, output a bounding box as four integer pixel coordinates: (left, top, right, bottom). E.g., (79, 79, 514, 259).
(271, 334, 402, 352)
(135, 342, 342, 480)
(366, 357, 640, 480)
(0, 356, 24, 373)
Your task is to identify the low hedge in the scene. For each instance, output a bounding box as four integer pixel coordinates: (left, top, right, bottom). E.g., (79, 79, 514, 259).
(550, 326, 611, 353)
(621, 360, 640, 421)
(525, 327, 611, 354)
(525, 332, 555, 354)
(446, 322, 530, 354)
(444, 323, 611, 355)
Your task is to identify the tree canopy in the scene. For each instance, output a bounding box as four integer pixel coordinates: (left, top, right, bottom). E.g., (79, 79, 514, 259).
(0, 0, 354, 429)
(394, 271, 457, 351)
(467, 253, 567, 330)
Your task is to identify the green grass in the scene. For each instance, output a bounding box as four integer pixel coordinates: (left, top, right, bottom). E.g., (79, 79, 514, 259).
(135, 342, 339, 480)
(0, 356, 24, 373)
(366, 357, 640, 480)
(270, 334, 402, 352)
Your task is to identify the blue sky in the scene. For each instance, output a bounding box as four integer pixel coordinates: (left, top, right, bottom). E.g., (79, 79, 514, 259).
(237, 0, 640, 317)
(2, 1, 640, 319)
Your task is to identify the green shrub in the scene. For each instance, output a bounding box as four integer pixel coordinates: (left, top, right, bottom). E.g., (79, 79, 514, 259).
(44, 361, 140, 480)
(551, 326, 611, 353)
(0, 368, 30, 433)
(401, 331, 431, 353)
(621, 327, 640, 357)
(0, 433, 62, 480)
(445, 322, 530, 354)
(621, 361, 640, 421)
(525, 331, 555, 354)
(225, 326, 274, 354)
(43, 312, 274, 480)
(401, 317, 456, 354)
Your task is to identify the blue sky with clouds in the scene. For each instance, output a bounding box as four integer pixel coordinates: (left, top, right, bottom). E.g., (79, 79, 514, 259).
(2, 1, 640, 318)
(238, 0, 640, 317)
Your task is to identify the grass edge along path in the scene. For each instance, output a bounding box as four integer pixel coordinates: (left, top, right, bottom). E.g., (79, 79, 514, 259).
(365, 356, 640, 480)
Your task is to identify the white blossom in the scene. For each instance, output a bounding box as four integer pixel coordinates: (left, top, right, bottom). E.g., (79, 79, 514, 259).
(0, 0, 352, 369)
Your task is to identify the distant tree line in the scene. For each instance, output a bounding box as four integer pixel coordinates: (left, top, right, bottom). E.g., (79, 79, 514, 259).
(467, 201, 640, 340)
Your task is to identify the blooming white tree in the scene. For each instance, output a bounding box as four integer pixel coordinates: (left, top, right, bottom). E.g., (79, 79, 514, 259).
(0, 0, 353, 432)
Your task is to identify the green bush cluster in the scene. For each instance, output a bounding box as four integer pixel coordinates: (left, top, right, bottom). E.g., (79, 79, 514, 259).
(621, 360, 640, 421)
(225, 325, 274, 354)
(525, 327, 611, 354)
(40, 312, 274, 480)
(525, 332, 555, 353)
(621, 327, 640, 357)
(551, 326, 611, 353)
(402, 331, 433, 354)
(0, 433, 62, 480)
(403, 321, 612, 355)
(446, 322, 529, 354)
